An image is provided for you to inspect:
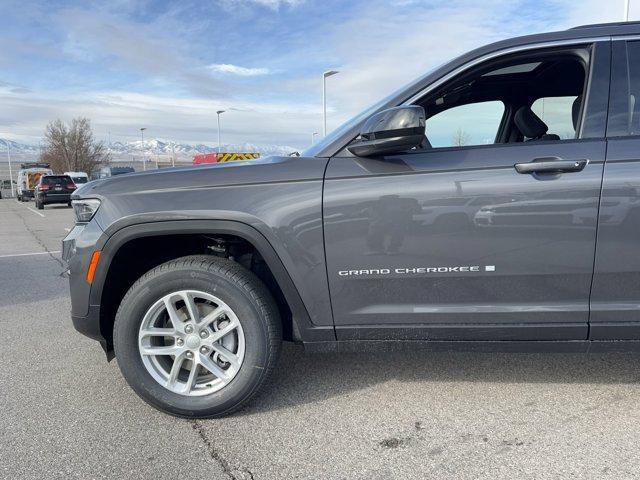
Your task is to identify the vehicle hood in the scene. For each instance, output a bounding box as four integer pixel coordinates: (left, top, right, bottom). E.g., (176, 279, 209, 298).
(74, 156, 324, 198)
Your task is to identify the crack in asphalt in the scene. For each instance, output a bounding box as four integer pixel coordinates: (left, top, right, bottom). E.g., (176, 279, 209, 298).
(12, 201, 255, 478)
(13, 203, 65, 270)
(191, 420, 255, 480)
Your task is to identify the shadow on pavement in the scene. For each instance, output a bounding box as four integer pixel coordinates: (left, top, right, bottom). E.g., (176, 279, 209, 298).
(240, 343, 640, 415)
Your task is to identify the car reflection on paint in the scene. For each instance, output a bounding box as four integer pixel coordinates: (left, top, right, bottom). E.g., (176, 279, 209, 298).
(473, 189, 640, 228)
(414, 195, 516, 232)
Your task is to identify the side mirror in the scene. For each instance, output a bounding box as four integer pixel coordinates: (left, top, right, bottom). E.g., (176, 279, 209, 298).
(347, 105, 426, 157)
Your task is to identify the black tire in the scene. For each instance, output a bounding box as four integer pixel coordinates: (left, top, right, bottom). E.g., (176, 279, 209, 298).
(114, 255, 282, 418)
(36, 200, 44, 210)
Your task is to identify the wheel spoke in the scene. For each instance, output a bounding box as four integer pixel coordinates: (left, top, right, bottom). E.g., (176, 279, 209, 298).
(180, 292, 200, 323)
(211, 343, 241, 369)
(199, 354, 232, 383)
(163, 296, 183, 331)
(209, 319, 239, 343)
(198, 306, 225, 327)
(140, 327, 175, 338)
(182, 362, 199, 394)
(140, 344, 181, 356)
(167, 354, 186, 388)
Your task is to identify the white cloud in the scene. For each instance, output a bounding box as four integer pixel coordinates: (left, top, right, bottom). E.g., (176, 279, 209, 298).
(55, 7, 229, 97)
(222, 0, 305, 10)
(315, 0, 625, 131)
(208, 63, 271, 76)
(0, 88, 320, 148)
(1, 0, 633, 148)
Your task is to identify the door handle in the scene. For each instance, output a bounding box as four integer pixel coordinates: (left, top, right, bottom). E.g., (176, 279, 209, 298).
(514, 157, 589, 174)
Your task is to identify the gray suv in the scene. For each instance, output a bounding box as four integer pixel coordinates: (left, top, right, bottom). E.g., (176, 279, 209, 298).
(64, 22, 640, 417)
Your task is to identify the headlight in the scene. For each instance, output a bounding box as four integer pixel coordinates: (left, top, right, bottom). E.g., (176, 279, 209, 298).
(72, 199, 101, 223)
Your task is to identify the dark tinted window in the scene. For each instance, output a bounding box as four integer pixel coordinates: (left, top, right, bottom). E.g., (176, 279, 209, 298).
(608, 41, 640, 137)
(42, 176, 72, 184)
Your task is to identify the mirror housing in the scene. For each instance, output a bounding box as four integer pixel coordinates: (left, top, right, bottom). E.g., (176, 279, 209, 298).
(347, 105, 426, 157)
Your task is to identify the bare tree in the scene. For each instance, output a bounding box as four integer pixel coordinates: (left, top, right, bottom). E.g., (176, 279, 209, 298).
(452, 127, 471, 147)
(40, 117, 110, 174)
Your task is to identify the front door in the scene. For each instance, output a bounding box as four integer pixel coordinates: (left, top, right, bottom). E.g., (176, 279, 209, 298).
(322, 42, 610, 341)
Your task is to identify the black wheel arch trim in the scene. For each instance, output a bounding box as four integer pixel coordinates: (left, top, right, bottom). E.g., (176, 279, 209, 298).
(90, 219, 335, 344)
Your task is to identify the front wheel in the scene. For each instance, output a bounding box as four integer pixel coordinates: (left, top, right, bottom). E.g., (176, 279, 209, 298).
(113, 255, 282, 418)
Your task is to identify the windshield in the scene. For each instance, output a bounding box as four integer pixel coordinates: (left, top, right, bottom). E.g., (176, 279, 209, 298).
(71, 176, 88, 184)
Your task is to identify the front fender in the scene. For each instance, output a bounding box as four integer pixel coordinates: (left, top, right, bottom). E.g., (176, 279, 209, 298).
(89, 219, 335, 343)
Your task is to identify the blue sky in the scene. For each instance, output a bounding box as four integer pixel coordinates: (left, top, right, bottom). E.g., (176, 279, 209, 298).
(0, 0, 633, 148)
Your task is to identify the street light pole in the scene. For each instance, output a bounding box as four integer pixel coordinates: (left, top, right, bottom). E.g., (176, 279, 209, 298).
(140, 127, 147, 171)
(322, 70, 339, 137)
(6, 141, 14, 197)
(624, 0, 630, 21)
(216, 110, 225, 154)
(311, 132, 319, 145)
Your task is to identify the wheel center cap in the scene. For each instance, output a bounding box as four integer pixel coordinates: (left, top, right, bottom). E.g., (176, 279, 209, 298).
(185, 335, 200, 349)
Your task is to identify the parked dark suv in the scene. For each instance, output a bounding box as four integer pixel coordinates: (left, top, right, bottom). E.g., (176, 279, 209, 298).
(64, 22, 640, 418)
(35, 175, 76, 209)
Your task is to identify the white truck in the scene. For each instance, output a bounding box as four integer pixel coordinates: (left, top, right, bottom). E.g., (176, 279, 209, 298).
(63, 171, 89, 185)
(16, 163, 53, 202)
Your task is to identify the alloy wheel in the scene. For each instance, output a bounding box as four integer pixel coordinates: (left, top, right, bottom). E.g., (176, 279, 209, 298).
(138, 290, 245, 396)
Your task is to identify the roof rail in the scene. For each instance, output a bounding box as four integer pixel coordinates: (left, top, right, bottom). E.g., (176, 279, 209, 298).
(571, 21, 640, 30)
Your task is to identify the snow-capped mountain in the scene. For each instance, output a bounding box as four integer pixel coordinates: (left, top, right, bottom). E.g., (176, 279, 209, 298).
(0, 139, 40, 155)
(107, 139, 299, 158)
(0, 138, 300, 162)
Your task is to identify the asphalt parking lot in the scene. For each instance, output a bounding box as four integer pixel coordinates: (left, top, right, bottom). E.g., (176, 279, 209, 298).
(2, 197, 640, 479)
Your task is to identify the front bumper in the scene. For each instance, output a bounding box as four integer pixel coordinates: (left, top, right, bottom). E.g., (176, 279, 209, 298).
(62, 220, 108, 349)
(72, 306, 113, 359)
(72, 305, 102, 340)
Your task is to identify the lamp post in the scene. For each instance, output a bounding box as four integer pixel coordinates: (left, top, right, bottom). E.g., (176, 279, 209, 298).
(140, 127, 147, 171)
(311, 132, 319, 145)
(322, 70, 339, 136)
(624, 0, 630, 21)
(216, 110, 225, 153)
(6, 140, 14, 197)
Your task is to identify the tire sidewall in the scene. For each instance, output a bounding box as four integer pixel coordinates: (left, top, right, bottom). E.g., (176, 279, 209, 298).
(114, 261, 273, 417)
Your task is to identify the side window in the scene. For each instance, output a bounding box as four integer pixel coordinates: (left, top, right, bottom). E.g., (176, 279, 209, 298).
(425, 101, 505, 148)
(609, 41, 640, 137)
(531, 96, 579, 140)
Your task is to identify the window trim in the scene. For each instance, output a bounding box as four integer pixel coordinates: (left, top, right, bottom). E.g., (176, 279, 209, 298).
(606, 38, 640, 139)
(402, 38, 607, 106)
(379, 136, 602, 158)
(331, 38, 611, 157)
(411, 48, 592, 153)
